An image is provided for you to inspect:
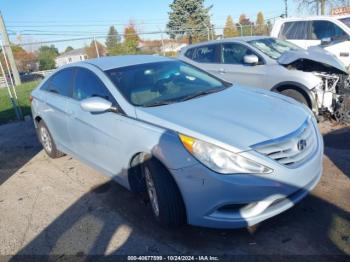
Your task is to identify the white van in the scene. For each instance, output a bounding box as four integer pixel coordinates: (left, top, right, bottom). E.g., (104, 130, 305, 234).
(271, 16, 350, 68)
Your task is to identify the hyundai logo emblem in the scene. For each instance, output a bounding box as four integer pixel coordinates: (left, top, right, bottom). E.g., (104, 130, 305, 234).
(297, 139, 307, 151)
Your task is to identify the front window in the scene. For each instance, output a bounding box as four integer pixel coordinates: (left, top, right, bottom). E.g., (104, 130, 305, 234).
(105, 61, 228, 107)
(311, 20, 347, 41)
(248, 38, 301, 59)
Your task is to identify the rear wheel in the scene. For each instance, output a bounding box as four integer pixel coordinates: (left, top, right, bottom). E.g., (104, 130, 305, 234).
(37, 121, 64, 158)
(280, 88, 309, 107)
(142, 157, 186, 227)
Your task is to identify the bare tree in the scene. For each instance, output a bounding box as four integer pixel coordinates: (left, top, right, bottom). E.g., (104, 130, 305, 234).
(294, 0, 350, 15)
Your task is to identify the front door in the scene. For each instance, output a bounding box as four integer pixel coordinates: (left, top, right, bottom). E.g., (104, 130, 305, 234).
(217, 43, 268, 88)
(66, 67, 125, 177)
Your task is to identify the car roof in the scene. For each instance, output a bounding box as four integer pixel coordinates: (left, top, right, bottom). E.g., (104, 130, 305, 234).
(76, 55, 175, 71)
(277, 15, 350, 22)
(180, 36, 271, 51)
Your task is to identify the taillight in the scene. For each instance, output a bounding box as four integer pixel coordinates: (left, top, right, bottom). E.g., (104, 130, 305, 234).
(29, 95, 33, 103)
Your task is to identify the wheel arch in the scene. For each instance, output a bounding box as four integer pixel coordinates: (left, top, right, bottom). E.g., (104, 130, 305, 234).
(34, 115, 42, 128)
(271, 81, 318, 113)
(127, 152, 187, 217)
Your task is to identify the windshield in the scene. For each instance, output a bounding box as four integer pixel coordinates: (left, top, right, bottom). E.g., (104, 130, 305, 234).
(248, 38, 301, 59)
(105, 60, 228, 107)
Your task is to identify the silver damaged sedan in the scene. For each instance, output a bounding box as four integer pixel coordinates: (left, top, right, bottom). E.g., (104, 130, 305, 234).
(31, 55, 324, 228)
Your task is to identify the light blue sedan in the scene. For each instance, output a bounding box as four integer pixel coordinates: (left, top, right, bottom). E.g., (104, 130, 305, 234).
(30, 55, 323, 228)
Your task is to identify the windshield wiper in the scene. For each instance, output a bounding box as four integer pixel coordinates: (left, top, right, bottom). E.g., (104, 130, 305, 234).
(143, 100, 177, 107)
(143, 87, 227, 107)
(179, 87, 226, 102)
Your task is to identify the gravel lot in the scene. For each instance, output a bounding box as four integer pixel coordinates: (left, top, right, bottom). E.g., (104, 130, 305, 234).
(0, 120, 349, 258)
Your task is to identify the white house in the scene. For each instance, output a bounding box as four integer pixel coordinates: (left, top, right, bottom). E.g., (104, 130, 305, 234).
(55, 48, 88, 67)
(161, 41, 187, 53)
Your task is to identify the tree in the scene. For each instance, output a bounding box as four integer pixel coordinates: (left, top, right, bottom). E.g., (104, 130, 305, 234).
(167, 0, 213, 44)
(255, 11, 267, 35)
(85, 40, 105, 58)
(123, 23, 140, 54)
(105, 26, 120, 54)
(238, 14, 253, 36)
(294, 0, 346, 15)
(223, 16, 239, 38)
(64, 46, 74, 53)
(8, 45, 37, 72)
(37, 45, 58, 70)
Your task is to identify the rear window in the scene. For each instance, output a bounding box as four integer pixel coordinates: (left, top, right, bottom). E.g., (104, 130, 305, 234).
(41, 69, 74, 97)
(279, 21, 310, 40)
(191, 45, 219, 63)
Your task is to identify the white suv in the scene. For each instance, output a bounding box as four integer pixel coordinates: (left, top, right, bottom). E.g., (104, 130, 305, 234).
(271, 16, 350, 68)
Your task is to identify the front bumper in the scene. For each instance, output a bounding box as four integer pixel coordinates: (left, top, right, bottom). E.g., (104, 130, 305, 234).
(170, 126, 324, 229)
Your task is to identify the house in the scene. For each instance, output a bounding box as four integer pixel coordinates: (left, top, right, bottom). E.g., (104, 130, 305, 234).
(55, 48, 87, 67)
(138, 40, 187, 55)
(161, 40, 187, 53)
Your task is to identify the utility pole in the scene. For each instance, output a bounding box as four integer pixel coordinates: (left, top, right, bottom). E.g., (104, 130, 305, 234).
(284, 0, 288, 17)
(93, 36, 100, 58)
(0, 12, 21, 86)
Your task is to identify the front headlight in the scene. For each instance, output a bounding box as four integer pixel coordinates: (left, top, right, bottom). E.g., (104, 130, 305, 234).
(179, 134, 273, 175)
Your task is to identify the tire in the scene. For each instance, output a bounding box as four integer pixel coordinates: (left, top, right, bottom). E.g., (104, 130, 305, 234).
(142, 157, 186, 227)
(37, 121, 65, 159)
(280, 88, 309, 107)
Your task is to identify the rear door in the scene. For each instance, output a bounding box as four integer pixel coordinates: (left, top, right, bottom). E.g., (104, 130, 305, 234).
(217, 42, 268, 88)
(40, 68, 74, 150)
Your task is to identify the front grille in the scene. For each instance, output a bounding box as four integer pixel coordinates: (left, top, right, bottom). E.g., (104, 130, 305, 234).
(252, 118, 317, 168)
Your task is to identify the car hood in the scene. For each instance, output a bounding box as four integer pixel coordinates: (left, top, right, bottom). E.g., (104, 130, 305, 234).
(135, 86, 310, 152)
(278, 46, 348, 74)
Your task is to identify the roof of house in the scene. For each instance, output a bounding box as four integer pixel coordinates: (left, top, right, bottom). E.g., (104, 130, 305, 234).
(56, 48, 86, 59)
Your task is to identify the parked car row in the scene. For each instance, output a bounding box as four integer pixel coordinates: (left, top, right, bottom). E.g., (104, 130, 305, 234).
(31, 55, 323, 229)
(179, 36, 350, 124)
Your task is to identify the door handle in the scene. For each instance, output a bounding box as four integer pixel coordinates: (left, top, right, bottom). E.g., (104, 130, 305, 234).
(218, 68, 226, 74)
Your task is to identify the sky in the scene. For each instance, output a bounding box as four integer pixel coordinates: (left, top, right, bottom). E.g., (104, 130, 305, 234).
(0, 0, 299, 51)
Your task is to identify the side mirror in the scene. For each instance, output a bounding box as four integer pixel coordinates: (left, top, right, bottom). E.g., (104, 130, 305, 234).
(321, 37, 332, 46)
(80, 97, 114, 113)
(244, 54, 259, 65)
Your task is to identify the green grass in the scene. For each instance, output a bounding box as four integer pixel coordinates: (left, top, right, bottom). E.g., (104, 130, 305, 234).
(0, 80, 40, 124)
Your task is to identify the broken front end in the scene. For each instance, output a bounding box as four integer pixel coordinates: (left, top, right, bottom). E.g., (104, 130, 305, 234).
(313, 72, 350, 123)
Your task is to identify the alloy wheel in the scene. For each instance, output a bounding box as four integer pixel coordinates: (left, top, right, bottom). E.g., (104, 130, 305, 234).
(144, 166, 160, 217)
(40, 126, 52, 153)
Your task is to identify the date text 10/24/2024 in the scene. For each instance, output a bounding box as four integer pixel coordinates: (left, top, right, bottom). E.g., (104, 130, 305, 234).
(127, 256, 220, 261)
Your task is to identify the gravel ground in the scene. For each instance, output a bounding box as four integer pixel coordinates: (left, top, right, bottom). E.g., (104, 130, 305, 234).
(0, 120, 349, 258)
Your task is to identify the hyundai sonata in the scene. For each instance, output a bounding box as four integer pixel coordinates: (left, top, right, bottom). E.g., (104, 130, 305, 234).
(31, 55, 323, 228)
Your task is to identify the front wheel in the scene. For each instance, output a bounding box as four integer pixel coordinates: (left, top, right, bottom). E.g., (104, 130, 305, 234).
(142, 157, 186, 227)
(280, 89, 309, 107)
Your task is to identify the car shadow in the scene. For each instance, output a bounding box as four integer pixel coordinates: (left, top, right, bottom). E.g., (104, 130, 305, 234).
(323, 125, 350, 178)
(0, 120, 41, 185)
(2, 121, 349, 258)
(12, 163, 350, 258)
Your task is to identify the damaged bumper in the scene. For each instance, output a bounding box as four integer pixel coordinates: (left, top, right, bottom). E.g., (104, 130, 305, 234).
(313, 72, 350, 123)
